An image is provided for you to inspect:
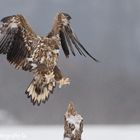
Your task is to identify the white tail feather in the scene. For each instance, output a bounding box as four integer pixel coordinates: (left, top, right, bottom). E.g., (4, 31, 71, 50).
(25, 73, 56, 105)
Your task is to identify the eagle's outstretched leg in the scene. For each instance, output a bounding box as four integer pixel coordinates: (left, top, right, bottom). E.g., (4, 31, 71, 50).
(58, 77, 70, 88)
(53, 66, 70, 88)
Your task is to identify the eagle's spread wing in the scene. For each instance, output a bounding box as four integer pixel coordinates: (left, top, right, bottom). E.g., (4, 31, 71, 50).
(58, 13, 98, 62)
(0, 15, 37, 69)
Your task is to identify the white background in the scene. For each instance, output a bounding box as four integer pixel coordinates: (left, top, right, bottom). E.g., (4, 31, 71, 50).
(0, 125, 140, 140)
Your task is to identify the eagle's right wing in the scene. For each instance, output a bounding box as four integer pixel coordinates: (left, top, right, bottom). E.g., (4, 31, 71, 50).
(0, 15, 37, 69)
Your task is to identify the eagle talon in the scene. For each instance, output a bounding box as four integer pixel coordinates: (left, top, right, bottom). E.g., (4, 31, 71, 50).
(58, 77, 70, 88)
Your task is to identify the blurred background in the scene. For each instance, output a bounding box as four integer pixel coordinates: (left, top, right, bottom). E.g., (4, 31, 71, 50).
(0, 0, 140, 125)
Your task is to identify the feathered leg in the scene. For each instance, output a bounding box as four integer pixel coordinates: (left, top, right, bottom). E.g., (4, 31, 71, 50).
(53, 66, 70, 88)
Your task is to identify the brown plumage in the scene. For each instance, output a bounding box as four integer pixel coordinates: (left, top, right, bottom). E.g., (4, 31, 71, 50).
(0, 12, 98, 105)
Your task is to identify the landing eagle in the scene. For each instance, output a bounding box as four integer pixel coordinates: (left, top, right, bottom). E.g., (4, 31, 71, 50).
(0, 12, 98, 105)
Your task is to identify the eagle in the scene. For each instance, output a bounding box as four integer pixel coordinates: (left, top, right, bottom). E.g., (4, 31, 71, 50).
(0, 12, 98, 105)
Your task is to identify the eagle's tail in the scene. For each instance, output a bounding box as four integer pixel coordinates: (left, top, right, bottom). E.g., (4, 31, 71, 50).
(25, 66, 70, 106)
(25, 72, 56, 106)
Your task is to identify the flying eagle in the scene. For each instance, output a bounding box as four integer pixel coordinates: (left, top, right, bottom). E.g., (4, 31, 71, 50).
(0, 12, 98, 105)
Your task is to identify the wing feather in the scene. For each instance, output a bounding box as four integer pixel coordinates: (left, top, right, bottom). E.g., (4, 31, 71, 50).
(63, 28, 76, 56)
(64, 26, 86, 57)
(64, 25, 98, 61)
(0, 28, 12, 54)
(7, 28, 28, 66)
(58, 13, 98, 62)
(59, 30, 69, 57)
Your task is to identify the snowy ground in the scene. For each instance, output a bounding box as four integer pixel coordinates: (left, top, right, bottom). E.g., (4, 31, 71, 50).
(0, 125, 140, 140)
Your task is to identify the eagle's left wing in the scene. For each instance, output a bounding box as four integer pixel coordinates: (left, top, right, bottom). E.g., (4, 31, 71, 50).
(58, 13, 98, 62)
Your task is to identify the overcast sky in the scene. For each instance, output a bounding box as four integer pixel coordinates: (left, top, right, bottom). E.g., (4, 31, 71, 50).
(0, 0, 140, 125)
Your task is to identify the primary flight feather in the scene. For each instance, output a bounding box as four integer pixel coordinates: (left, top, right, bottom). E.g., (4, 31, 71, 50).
(0, 12, 98, 105)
